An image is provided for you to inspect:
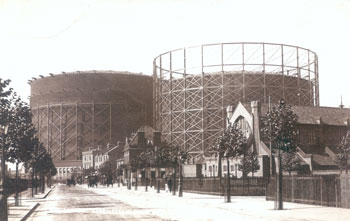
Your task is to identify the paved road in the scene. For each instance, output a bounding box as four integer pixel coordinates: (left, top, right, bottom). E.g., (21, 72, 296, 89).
(28, 185, 164, 221)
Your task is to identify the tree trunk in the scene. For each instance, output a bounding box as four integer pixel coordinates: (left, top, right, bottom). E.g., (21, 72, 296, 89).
(31, 168, 34, 197)
(346, 155, 348, 174)
(42, 174, 45, 194)
(173, 166, 176, 195)
(178, 163, 183, 197)
(15, 162, 19, 206)
(157, 167, 160, 193)
(226, 159, 231, 203)
(135, 170, 138, 191)
(0, 144, 8, 221)
(145, 168, 148, 192)
(218, 153, 223, 196)
(35, 169, 38, 194)
(277, 149, 283, 210)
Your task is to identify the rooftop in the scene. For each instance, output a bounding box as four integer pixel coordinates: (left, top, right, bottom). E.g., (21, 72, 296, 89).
(241, 102, 350, 126)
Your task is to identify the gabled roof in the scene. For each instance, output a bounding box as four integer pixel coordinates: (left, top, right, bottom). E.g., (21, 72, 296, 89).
(241, 102, 350, 126)
(312, 154, 338, 166)
(128, 126, 155, 146)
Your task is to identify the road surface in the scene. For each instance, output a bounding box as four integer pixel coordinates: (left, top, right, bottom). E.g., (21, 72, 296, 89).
(28, 184, 164, 221)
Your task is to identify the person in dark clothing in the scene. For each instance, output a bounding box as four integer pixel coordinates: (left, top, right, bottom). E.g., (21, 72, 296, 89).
(167, 177, 173, 193)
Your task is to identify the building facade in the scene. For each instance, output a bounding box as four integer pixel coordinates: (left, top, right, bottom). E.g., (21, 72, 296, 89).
(215, 101, 350, 177)
(53, 160, 82, 182)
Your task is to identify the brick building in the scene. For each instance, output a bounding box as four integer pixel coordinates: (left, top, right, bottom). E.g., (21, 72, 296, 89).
(203, 101, 350, 177)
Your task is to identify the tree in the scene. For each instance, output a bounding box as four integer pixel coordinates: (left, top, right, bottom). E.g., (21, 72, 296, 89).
(5, 96, 36, 205)
(175, 148, 188, 197)
(167, 145, 188, 196)
(98, 159, 116, 187)
(0, 78, 14, 221)
(281, 152, 301, 175)
(83, 167, 96, 177)
(130, 157, 145, 190)
(238, 149, 260, 178)
(137, 149, 153, 191)
(26, 138, 49, 195)
(261, 99, 298, 210)
(116, 164, 125, 187)
(336, 129, 350, 174)
(150, 143, 171, 193)
(214, 122, 247, 203)
(98, 160, 116, 178)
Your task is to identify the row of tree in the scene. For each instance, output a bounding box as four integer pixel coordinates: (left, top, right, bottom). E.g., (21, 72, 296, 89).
(129, 143, 188, 196)
(93, 98, 350, 207)
(0, 79, 56, 207)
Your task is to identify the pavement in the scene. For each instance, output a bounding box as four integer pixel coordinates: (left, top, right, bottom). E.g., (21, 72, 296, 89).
(27, 184, 164, 220)
(83, 185, 350, 221)
(6, 184, 350, 221)
(7, 186, 53, 221)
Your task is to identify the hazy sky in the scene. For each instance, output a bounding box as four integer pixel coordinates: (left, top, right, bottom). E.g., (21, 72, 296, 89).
(0, 0, 349, 107)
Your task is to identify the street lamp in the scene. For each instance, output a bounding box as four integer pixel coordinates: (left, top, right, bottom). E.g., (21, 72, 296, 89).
(0, 125, 9, 221)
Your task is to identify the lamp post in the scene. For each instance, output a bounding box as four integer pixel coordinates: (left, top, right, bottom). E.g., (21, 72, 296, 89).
(276, 99, 285, 210)
(0, 125, 9, 221)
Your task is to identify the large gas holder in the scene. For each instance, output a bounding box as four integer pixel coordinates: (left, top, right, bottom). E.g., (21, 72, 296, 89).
(30, 71, 153, 161)
(153, 42, 319, 158)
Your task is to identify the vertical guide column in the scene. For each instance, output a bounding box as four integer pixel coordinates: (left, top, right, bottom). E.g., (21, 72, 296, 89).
(296, 47, 301, 105)
(221, 44, 225, 133)
(263, 43, 266, 103)
(170, 52, 173, 144)
(315, 54, 319, 106)
(183, 48, 187, 151)
(307, 50, 312, 106)
(281, 45, 285, 100)
(201, 45, 205, 155)
(76, 103, 78, 160)
(242, 43, 246, 102)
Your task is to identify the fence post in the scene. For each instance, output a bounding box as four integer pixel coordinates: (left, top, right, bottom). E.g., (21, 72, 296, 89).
(320, 176, 323, 206)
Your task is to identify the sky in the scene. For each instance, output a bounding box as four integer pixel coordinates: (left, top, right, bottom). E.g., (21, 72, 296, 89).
(0, 0, 349, 107)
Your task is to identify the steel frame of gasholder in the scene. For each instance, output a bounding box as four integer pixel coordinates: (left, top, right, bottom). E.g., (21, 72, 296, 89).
(31, 103, 113, 161)
(153, 42, 319, 159)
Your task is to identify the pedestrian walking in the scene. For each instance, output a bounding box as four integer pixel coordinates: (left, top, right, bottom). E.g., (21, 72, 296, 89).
(168, 177, 173, 193)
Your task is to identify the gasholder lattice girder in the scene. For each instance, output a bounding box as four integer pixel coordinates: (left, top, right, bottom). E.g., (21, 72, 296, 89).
(30, 71, 153, 161)
(153, 42, 319, 159)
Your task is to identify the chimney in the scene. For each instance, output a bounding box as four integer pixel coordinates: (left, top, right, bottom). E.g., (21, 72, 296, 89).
(153, 131, 161, 146)
(251, 101, 261, 155)
(226, 105, 234, 121)
(137, 131, 145, 147)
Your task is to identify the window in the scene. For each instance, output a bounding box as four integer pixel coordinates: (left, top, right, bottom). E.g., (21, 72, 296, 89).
(231, 165, 234, 171)
(223, 165, 227, 172)
(209, 166, 212, 172)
